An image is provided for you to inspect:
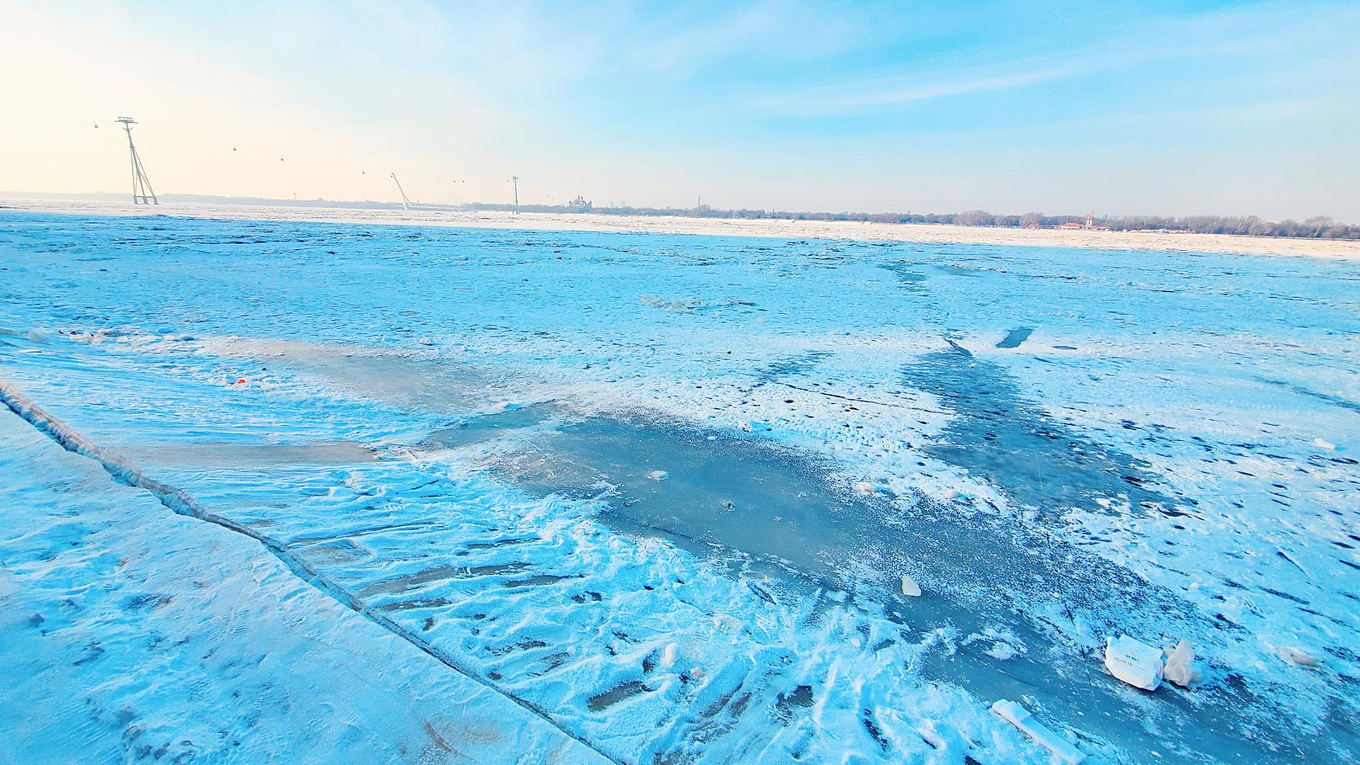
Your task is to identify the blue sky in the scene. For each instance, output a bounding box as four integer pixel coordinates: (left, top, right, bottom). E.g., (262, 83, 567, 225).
(3, 0, 1358, 219)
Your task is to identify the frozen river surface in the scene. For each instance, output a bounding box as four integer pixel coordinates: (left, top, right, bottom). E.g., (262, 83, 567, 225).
(1, 211, 1358, 764)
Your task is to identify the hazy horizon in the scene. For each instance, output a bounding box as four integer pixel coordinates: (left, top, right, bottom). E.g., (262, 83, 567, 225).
(7, 189, 1359, 227)
(3, 1, 1358, 221)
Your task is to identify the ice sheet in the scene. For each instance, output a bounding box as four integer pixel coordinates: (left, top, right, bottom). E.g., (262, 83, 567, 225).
(2, 210, 1357, 763)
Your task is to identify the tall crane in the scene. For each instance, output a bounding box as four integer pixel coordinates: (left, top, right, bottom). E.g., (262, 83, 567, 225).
(116, 117, 157, 205)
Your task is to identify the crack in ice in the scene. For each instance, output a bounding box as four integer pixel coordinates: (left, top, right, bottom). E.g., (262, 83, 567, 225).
(0, 379, 623, 765)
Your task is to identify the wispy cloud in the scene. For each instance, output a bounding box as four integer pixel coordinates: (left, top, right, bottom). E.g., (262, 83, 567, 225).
(748, 2, 1360, 119)
(757, 63, 1083, 116)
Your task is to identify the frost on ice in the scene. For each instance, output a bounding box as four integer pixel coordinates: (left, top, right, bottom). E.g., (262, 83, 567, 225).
(1, 210, 1358, 764)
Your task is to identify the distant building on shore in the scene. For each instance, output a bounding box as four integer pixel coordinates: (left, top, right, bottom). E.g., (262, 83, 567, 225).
(1059, 211, 1104, 230)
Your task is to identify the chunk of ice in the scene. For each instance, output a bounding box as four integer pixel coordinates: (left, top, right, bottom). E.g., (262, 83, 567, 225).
(900, 574, 921, 597)
(991, 699, 1086, 765)
(1104, 635, 1164, 691)
(646, 470, 669, 481)
(1162, 640, 1200, 687)
(1313, 438, 1336, 451)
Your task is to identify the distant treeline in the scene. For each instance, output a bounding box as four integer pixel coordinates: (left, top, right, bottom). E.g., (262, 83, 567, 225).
(11, 191, 1354, 239)
(465, 202, 1359, 240)
(1099, 215, 1357, 239)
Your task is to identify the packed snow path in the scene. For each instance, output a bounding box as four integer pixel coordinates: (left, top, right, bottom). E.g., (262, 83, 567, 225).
(1, 211, 1357, 763)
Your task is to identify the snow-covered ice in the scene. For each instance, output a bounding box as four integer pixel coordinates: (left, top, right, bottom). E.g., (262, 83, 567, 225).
(0, 386, 606, 765)
(1, 210, 1357, 763)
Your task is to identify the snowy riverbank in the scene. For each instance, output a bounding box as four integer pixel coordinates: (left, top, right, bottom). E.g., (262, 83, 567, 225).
(6, 198, 1360, 260)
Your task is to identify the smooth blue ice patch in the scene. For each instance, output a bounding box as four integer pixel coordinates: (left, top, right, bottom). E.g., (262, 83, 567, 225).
(996, 326, 1035, 349)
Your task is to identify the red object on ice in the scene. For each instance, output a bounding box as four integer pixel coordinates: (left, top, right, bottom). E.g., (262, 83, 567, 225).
(234, 378, 246, 385)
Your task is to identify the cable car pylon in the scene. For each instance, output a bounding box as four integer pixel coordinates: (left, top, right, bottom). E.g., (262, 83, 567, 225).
(115, 117, 158, 205)
(390, 172, 413, 210)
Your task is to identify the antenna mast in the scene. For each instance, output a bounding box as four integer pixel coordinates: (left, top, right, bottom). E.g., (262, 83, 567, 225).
(115, 117, 157, 205)
(390, 172, 413, 210)
(511, 176, 519, 213)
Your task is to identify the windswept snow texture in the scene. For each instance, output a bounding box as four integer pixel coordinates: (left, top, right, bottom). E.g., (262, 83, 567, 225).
(2, 211, 1359, 764)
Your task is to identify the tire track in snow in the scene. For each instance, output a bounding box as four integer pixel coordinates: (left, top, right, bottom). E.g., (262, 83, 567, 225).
(0, 379, 621, 765)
